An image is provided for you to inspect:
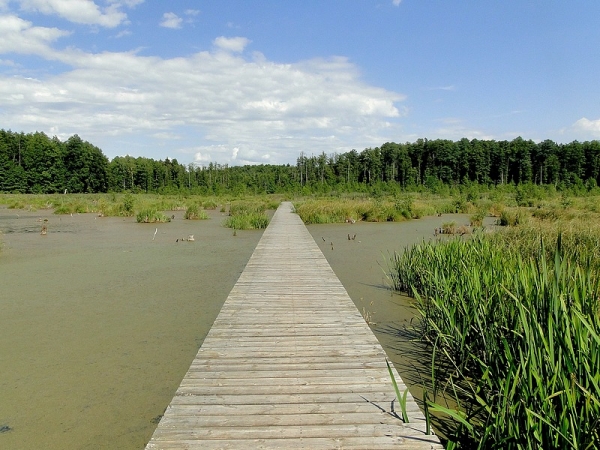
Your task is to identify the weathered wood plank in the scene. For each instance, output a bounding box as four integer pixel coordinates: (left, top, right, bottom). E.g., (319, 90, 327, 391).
(149, 423, 431, 440)
(175, 382, 404, 396)
(164, 402, 421, 417)
(156, 412, 417, 428)
(169, 392, 412, 407)
(147, 436, 430, 450)
(145, 202, 441, 449)
(182, 368, 396, 379)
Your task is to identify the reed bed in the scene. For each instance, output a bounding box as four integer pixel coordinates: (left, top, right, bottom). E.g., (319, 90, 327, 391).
(223, 213, 269, 230)
(222, 199, 272, 230)
(293, 197, 434, 224)
(135, 209, 171, 223)
(184, 204, 209, 220)
(389, 226, 600, 449)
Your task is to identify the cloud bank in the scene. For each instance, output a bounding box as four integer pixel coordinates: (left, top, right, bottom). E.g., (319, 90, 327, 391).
(16, 0, 142, 27)
(0, 3, 405, 165)
(573, 117, 600, 137)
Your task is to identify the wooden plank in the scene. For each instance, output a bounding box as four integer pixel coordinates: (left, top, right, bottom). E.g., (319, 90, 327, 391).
(164, 402, 420, 417)
(148, 423, 427, 440)
(156, 412, 417, 428)
(169, 392, 413, 407)
(145, 202, 442, 449)
(147, 436, 429, 450)
(182, 368, 395, 379)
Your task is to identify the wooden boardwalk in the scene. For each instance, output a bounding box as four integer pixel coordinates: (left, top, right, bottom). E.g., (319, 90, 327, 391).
(145, 202, 442, 449)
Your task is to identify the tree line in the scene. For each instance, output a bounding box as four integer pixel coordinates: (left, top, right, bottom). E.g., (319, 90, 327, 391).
(1, 129, 600, 195)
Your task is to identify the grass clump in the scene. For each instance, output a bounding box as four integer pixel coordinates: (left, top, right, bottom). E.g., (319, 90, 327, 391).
(136, 209, 171, 223)
(389, 227, 600, 449)
(469, 209, 486, 227)
(498, 208, 527, 226)
(223, 199, 271, 230)
(202, 199, 219, 210)
(440, 221, 456, 235)
(184, 204, 209, 220)
(223, 213, 269, 230)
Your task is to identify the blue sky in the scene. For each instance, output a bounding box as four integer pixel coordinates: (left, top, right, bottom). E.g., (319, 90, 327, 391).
(0, 1, 599, 166)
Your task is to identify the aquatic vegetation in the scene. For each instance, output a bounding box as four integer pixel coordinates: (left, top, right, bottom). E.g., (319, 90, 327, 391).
(469, 209, 486, 227)
(136, 209, 171, 223)
(221, 199, 272, 230)
(184, 204, 209, 220)
(294, 198, 416, 224)
(223, 212, 269, 230)
(498, 208, 527, 227)
(386, 359, 410, 424)
(389, 226, 600, 448)
(202, 199, 219, 210)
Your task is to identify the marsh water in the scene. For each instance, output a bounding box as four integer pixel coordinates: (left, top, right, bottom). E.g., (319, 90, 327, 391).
(0, 204, 474, 449)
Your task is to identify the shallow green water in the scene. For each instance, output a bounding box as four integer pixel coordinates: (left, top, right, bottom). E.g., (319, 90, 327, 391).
(0, 205, 477, 449)
(0, 208, 263, 449)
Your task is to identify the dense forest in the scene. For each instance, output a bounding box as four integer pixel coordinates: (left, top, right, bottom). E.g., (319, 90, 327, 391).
(1, 129, 600, 195)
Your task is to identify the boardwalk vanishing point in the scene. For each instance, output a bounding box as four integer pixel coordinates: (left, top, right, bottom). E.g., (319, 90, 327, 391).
(146, 202, 443, 449)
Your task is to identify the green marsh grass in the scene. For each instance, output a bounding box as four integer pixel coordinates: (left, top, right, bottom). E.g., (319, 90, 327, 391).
(294, 198, 418, 224)
(389, 226, 600, 448)
(135, 209, 171, 223)
(223, 213, 269, 230)
(222, 199, 272, 230)
(184, 204, 209, 220)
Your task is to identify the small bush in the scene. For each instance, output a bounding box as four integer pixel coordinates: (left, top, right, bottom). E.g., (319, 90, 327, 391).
(122, 193, 135, 216)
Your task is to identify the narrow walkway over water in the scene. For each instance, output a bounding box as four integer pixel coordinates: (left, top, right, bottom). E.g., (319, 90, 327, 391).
(145, 202, 442, 449)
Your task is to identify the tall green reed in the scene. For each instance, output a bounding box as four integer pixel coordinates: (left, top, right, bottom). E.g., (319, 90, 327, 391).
(390, 230, 600, 448)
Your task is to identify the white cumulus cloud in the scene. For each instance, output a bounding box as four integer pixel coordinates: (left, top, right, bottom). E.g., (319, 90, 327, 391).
(213, 36, 250, 53)
(160, 12, 182, 29)
(0, 14, 69, 55)
(573, 117, 600, 137)
(17, 0, 136, 27)
(0, 26, 406, 164)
